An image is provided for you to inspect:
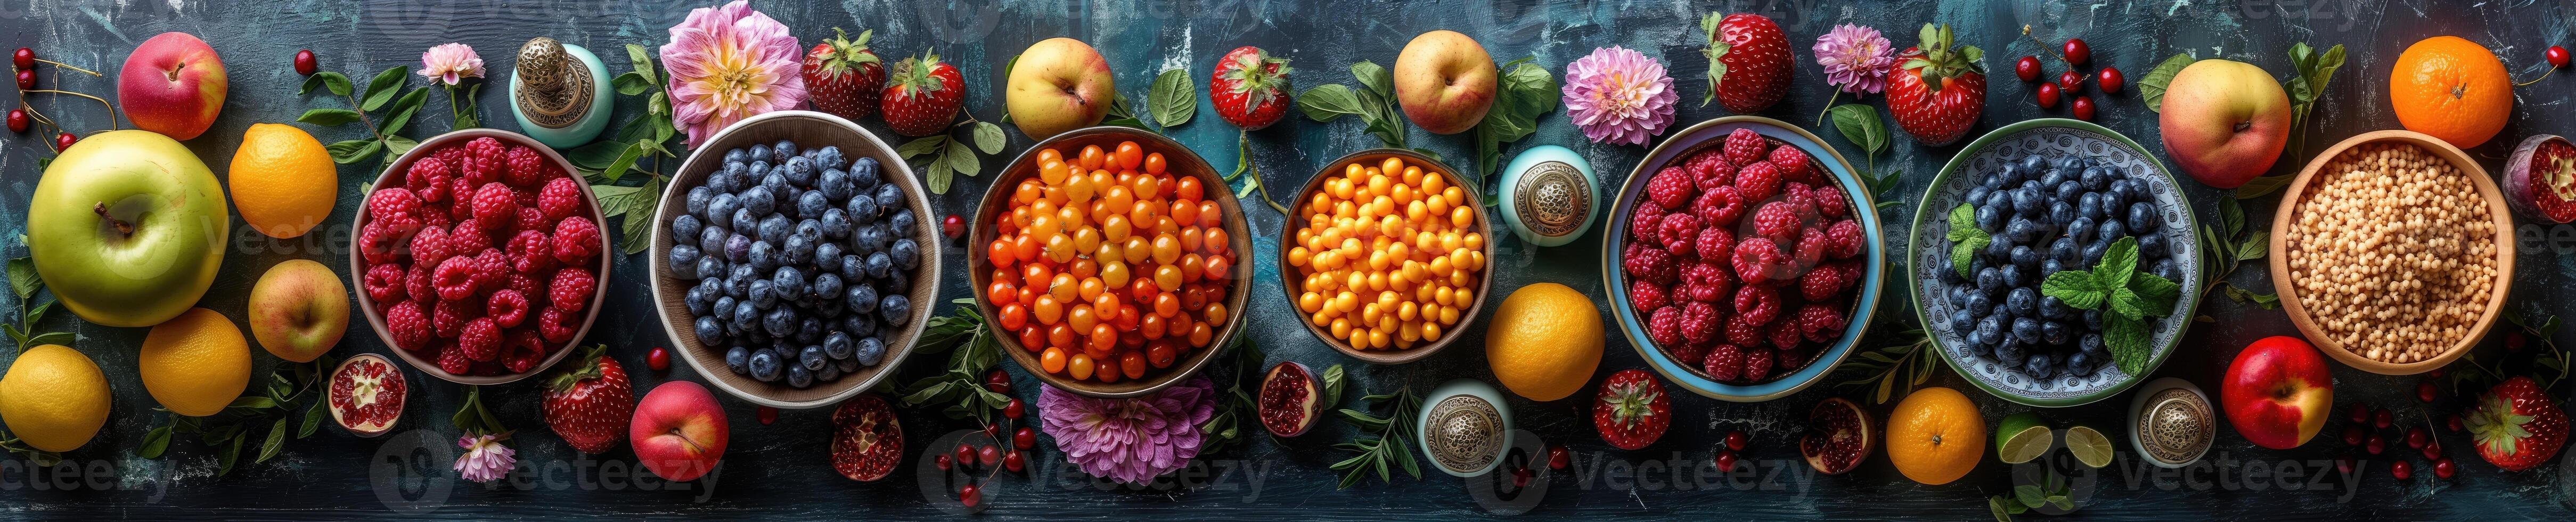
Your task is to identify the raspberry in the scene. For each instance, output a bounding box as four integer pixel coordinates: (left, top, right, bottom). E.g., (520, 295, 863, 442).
(1645, 166, 1696, 210)
(1776, 347, 1810, 372)
(385, 300, 431, 352)
(1646, 306, 1685, 348)
(418, 206, 452, 231)
(1799, 264, 1847, 301)
(1794, 227, 1828, 268)
(421, 222, 468, 267)
(1813, 185, 1850, 218)
(1735, 161, 1782, 202)
(432, 299, 469, 338)
(1740, 347, 1774, 382)
(437, 341, 472, 374)
(537, 306, 579, 344)
(1669, 341, 1710, 368)
(1687, 262, 1733, 303)
(459, 317, 501, 362)
(1629, 206, 1664, 242)
(1733, 284, 1782, 326)
(1752, 200, 1806, 246)
(406, 157, 455, 202)
(432, 257, 479, 301)
(1691, 186, 1747, 226)
(358, 220, 408, 265)
(405, 262, 438, 306)
(502, 330, 547, 373)
(507, 274, 545, 307)
(1768, 319, 1805, 349)
(1797, 303, 1846, 342)
(513, 207, 546, 234)
(470, 182, 517, 225)
(552, 216, 602, 267)
(1705, 344, 1745, 382)
(1695, 227, 1737, 264)
(503, 145, 549, 187)
(471, 248, 510, 292)
(1731, 237, 1788, 284)
(1628, 279, 1670, 314)
(1766, 145, 1812, 183)
(513, 186, 539, 209)
(432, 146, 469, 170)
(1828, 260, 1866, 288)
(447, 218, 492, 255)
(551, 267, 597, 312)
(1723, 128, 1766, 163)
(1825, 219, 1865, 259)
(1781, 182, 1816, 213)
(1723, 316, 1765, 347)
(369, 187, 422, 222)
(462, 137, 506, 185)
(363, 263, 409, 304)
(487, 289, 531, 328)
(1658, 213, 1701, 257)
(449, 177, 479, 222)
(508, 231, 554, 274)
(1623, 243, 1678, 284)
(1688, 149, 1737, 190)
(538, 177, 583, 222)
(1680, 301, 1720, 344)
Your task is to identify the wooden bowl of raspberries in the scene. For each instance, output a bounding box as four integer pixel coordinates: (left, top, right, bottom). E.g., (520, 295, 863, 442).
(1601, 116, 1886, 402)
(351, 128, 611, 385)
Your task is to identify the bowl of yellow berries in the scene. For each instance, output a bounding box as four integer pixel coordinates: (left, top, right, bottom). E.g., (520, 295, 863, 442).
(1280, 149, 1495, 365)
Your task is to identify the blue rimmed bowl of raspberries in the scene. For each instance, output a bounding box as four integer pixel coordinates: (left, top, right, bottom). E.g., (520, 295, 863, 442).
(1907, 118, 2202, 407)
(1603, 116, 1886, 402)
(352, 129, 611, 385)
(648, 110, 940, 409)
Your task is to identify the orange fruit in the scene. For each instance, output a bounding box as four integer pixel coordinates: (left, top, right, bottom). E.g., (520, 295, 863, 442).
(1885, 386, 1985, 485)
(228, 123, 339, 238)
(138, 307, 252, 417)
(2390, 36, 2512, 149)
(1484, 282, 1603, 401)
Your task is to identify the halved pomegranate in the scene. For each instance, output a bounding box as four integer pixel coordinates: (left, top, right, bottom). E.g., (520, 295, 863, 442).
(1799, 397, 1877, 475)
(1258, 362, 1321, 437)
(831, 394, 904, 482)
(330, 353, 407, 437)
(2506, 135, 2576, 223)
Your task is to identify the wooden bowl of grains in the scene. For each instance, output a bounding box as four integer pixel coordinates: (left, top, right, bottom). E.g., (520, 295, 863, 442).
(2270, 130, 2514, 375)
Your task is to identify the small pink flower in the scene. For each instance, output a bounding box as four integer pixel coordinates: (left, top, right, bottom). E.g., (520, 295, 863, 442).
(419, 43, 485, 86)
(453, 433, 516, 483)
(1562, 46, 1677, 146)
(1812, 25, 1895, 95)
(660, 0, 807, 146)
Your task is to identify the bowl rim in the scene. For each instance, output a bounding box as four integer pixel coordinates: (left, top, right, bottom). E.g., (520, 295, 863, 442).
(1277, 148, 1495, 365)
(646, 110, 941, 409)
(2267, 129, 2514, 375)
(1903, 117, 2202, 407)
(969, 126, 1252, 398)
(1599, 115, 1885, 402)
(349, 128, 608, 386)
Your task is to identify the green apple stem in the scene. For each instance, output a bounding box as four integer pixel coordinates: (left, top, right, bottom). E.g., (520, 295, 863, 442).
(92, 202, 134, 236)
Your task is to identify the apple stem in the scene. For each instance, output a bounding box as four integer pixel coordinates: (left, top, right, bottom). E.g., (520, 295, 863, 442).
(92, 202, 134, 236)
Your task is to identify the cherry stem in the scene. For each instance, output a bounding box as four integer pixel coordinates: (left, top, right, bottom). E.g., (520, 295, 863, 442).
(93, 202, 133, 236)
(29, 59, 100, 77)
(2515, 64, 2557, 87)
(2019, 25, 2073, 65)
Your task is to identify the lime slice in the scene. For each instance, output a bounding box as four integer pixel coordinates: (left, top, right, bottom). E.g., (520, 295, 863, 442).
(2063, 425, 2115, 468)
(1993, 412, 2054, 464)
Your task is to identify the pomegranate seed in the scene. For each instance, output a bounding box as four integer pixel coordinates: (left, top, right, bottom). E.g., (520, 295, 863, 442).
(294, 49, 318, 76)
(2374, 409, 2394, 429)
(954, 444, 976, 468)
(11, 47, 30, 71)
(2342, 426, 2366, 446)
(2417, 381, 2436, 402)
(2349, 403, 2370, 424)
(1003, 398, 1025, 419)
(2035, 83, 2062, 109)
(2057, 70, 2085, 94)
(6, 109, 26, 133)
(959, 483, 980, 507)
(2433, 458, 2456, 479)
(935, 454, 953, 470)
(2096, 67, 2124, 94)
(54, 132, 75, 150)
(756, 406, 778, 425)
(1003, 450, 1025, 472)
(978, 444, 1001, 467)
(2062, 38, 2091, 66)
(943, 214, 967, 238)
(2366, 434, 2386, 455)
(646, 346, 670, 372)
(2429, 368, 2446, 379)
(1547, 445, 1570, 470)
(2015, 55, 2043, 82)
(1725, 430, 1749, 452)
(2552, 46, 2570, 68)
(2070, 96, 2096, 121)
(2406, 427, 2428, 449)
(2390, 460, 2413, 480)
(1013, 427, 1036, 450)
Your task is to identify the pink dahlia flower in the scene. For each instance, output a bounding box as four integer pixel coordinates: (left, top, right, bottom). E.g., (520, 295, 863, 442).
(1561, 46, 1677, 146)
(1037, 377, 1217, 485)
(453, 433, 516, 483)
(418, 43, 485, 86)
(660, 0, 806, 146)
(1812, 24, 1894, 94)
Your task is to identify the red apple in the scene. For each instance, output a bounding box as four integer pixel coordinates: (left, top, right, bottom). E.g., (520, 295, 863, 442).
(2156, 59, 2289, 189)
(629, 381, 729, 482)
(246, 259, 348, 363)
(2220, 336, 2334, 450)
(118, 32, 227, 141)
(1392, 30, 1497, 135)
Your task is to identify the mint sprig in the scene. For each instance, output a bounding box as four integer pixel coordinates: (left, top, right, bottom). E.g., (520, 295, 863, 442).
(2037, 237, 2178, 374)
(1945, 203, 1991, 279)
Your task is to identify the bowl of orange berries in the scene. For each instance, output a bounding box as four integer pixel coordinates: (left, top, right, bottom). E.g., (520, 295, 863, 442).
(1281, 149, 1495, 365)
(971, 126, 1254, 398)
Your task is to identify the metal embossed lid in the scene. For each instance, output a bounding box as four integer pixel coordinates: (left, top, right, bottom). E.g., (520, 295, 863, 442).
(514, 37, 596, 129)
(2125, 377, 2212, 468)
(1496, 145, 1598, 247)
(1417, 379, 1516, 477)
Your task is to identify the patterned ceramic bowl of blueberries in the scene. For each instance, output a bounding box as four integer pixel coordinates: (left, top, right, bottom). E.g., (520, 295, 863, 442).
(649, 110, 940, 409)
(1906, 118, 2202, 407)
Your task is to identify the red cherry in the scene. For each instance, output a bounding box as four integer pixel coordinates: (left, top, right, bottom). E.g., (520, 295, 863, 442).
(943, 214, 967, 239)
(958, 483, 980, 508)
(2015, 55, 2042, 82)
(1003, 450, 1025, 472)
(53, 132, 75, 151)
(2342, 426, 2365, 446)
(2096, 67, 2124, 94)
(2057, 70, 2084, 94)
(2433, 458, 2456, 479)
(646, 346, 670, 372)
(934, 454, 953, 471)
(756, 405, 778, 425)
(1510, 466, 1533, 488)
(2423, 442, 2444, 460)
(2335, 455, 2356, 475)
(1715, 450, 1738, 471)
(2390, 459, 2413, 480)
(1546, 445, 1570, 470)
(2407, 427, 2429, 449)
(2374, 409, 2394, 429)
(982, 422, 1001, 439)
(16, 69, 33, 91)
(2349, 402, 2370, 424)
(1725, 430, 1748, 452)
(11, 47, 31, 71)
(984, 369, 1011, 393)
(294, 49, 318, 76)
(2365, 433, 2386, 455)
(2035, 83, 2062, 109)
(1003, 398, 1025, 419)
(954, 444, 977, 468)
(2416, 381, 2436, 402)
(2551, 45, 2570, 68)
(2508, 332, 2529, 351)
(2070, 96, 2096, 121)
(2062, 38, 2091, 66)
(1013, 427, 1036, 450)
(978, 444, 1002, 468)
(2447, 413, 2465, 433)
(6, 109, 26, 133)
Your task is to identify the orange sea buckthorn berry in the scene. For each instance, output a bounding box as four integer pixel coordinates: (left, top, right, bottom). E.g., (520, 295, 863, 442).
(999, 303, 1029, 331)
(1114, 141, 1143, 170)
(1119, 350, 1147, 379)
(1174, 175, 1199, 200)
(1019, 325, 1046, 350)
(1068, 354, 1095, 379)
(988, 239, 1018, 267)
(1033, 295, 1065, 324)
(1041, 347, 1068, 372)
(1148, 343, 1176, 368)
(1144, 152, 1168, 175)
(1189, 321, 1214, 347)
(1078, 144, 1106, 170)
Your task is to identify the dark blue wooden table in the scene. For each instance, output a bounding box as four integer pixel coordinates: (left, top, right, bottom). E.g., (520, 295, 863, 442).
(2, 0, 2573, 519)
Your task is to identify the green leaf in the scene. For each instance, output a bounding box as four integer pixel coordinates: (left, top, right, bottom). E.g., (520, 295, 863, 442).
(24, 331, 72, 347)
(1991, 497, 2017, 521)
(1321, 364, 1347, 409)
(298, 399, 324, 438)
(2015, 485, 2047, 508)
(2105, 314, 2152, 374)
(2235, 175, 2294, 199)
(1299, 84, 1365, 122)
(2092, 237, 2139, 290)
(1946, 203, 1982, 241)
(624, 44, 658, 84)
(382, 134, 419, 159)
(614, 71, 654, 96)
(2108, 287, 2147, 321)
(1951, 237, 1989, 281)
(140, 424, 172, 459)
(217, 430, 245, 476)
(2138, 53, 2196, 113)
(296, 108, 364, 127)
(565, 140, 632, 169)
(379, 87, 432, 133)
(1828, 104, 1888, 156)
(257, 418, 287, 463)
(971, 121, 1006, 155)
(300, 71, 354, 97)
(2042, 271, 2107, 309)
(7, 257, 37, 300)
(944, 134, 981, 178)
(1699, 12, 1728, 108)
(362, 66, 411, 111)
(1351, 61, 1393, 101)
(599, 140, 649, 182)
(229, 396, 279, 410)
(1149, 68, 1197, 128)
(326, 140, 384, 165)
(2235, 231, 2270, 262)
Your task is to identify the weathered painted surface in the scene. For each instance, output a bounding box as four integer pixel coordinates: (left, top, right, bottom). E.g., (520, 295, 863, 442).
(1, 0, 2573, 519)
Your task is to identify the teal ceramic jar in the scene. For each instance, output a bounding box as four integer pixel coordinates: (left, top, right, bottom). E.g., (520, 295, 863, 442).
(1416, 379, 1514, 477)
(508, 37, 614, 149)
(1494, 145, 1599, 247)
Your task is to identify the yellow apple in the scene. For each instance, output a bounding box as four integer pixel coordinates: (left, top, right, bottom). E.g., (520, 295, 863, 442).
(1005, 37, 1115, 140)
(1393, 30, 1497, 135)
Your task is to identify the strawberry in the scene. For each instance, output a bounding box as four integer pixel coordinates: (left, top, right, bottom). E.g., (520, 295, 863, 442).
(1209, 46, 1293, 130)
(880, 50, 964, 137)
(1593, 369, 1671, 450)
(1885, 24, 1986, 146)
(542, 345, 635, 454)
(803, 28, 886, 121)
(2467, 376, 2567, 471)
(1698, 12, 1793, 113)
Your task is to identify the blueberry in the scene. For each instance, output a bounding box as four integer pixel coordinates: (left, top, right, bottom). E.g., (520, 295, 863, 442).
(812, 273, 843, 299)
(2138, 232, 2168, 259)
(815, 361, 841, 382)
(836, 356, 861, 373)
(732, 207, 762, 233)
(821, 208, 853, 239)
(854, 335, 886, 365)
(2022, 354, 2055, 377)
(2007, 287, 2038, 316)
(2009, 244, 2040, 270)
(687, 313, 724, 345)
(712, 162, 744, 193)
(782, 234, 815, 266)
(674, 214, 706, 245)
(783, 156, 815, 187)
(669, 244, 703, 279)
(726, 264, 758, 297)
(2066, 352, 2098, 377)
(2080, 166, 2109, 191)
(1965, 186, 1993, 208)
(2103, 182, 2131, 210)
(740, 185, 776, 216)
(2039, 167, 2068, 187)
(815, 242, 843, 267)
(843, 312, 879, 338)
(2055, 180, 2083, 203)
(1951, 309, 1976, 331)
(2153, 258, 2183, 282)
(2082, 310, 2105, 331)
(2011, 186, 2044, 217)
(787, 364, 813, 388)
(1996, 337, 2026, 366)
(746, 241, 776, 272)
(762, 173, 790, 199)
(1985, 233, 2016, 259)
(1998, 264, 2025, 289)
(839, 254, 868, 282)
(1974, 205, 2006, 233)
(2011, 317, 2043, 344)
(686, 280, 717, 315)
(725, 345, 751, 374)
(816, 146, 846, 171)
(2018, 153, 2047, 174)
(846, 193, 880, 224)
(1937, 258, 1965, 283)
(873, 184, 904, 213)
(1965, 291, 1994, 316)
(2041, 320, 2070, 345)
(2081, 333, 2106, 354)
(816, 332, 854, 360)
(748, 349, 782, 381)
(2005, 216, 2040, 242)
(879, 294, 911, 325)
(2049, 236, 2080, 265)
(774, 266, 807, 301)
(724, 148, 749, 165)
(2063, 218, 2095, 249)
(748, 279, 777, 308)
(2094, 219, 2125, 244)
(2044, 200, 2073, 226)
(1984, 190, 2014, 215)
(813, 298, 845, 319)
(764, 308, 798, 337)
(847, 284, 880, 314)
(2126, 201, 2158, 233)
(684, 186, 714, 218)
(1965, 328, 1989, 347)
(794, 185, 831, 218)
(1976, 267, 2005, 295)
(706, 192, 739, 225)
(699, 225, 730, 257)
(713, 295, 739, 322)
(747, 144, 772, 164)
(797, 317, 825, 345)
(697, 256, 726, 283)
(890, 239, 920, 271)
(1976, 314, 2006, 342)
(849, 157, 882, 190)
(2040, 258, 2066, 277)
(754, 214, 790, 245)
(889, 208, 917, 235)
(865, 251, 894, 280)
(772, 140, 799, 161)
(748, 160, 773, 182)
(2076, 192, 2102, 221)
(879, 268, 910, 293)
(2040, 296, 2071, 320)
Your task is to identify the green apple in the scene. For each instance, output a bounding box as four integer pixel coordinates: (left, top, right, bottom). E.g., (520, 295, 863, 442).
(247, 259, 348, 363)
(29, 129, 230, 328)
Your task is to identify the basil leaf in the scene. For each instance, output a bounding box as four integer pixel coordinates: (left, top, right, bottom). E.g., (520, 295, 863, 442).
(1350, 61, 1393, 101)
(7, 256, 37, 300)
(326, 139, 385, 165)
(2042, 271, 2107, 310)
(362, 66, 411, 112)
(944, 135, 981, 178)
(296, 108, 364, 127)
(300, 71, 353, 97)
(1828, 104, 1888, 156)
(626, 44, 658, 85)
(2139, 53, 2196, 113)
(379, 87, 433, 133)
(614, 71, 654, 96)
(1299, 84, 1365, 122)
(1148, 68, 1197, 128)
(2236, 231, 2270, 262)
(971, 121, 1006, 155)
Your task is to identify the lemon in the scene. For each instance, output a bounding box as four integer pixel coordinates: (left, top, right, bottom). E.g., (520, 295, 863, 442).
(0, 345, 112, 452)
(228, 123, 339, 238)
(1484, 282, 1604, 401)
(1994, 411, 2054, 464)
(2063, 425, 2115, 468)
(140, 307, 252, 417)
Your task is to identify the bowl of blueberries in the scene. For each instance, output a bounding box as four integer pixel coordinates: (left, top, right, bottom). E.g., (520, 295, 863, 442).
(649, 110, 939, 409)
(1907, 118, 2201, 407)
